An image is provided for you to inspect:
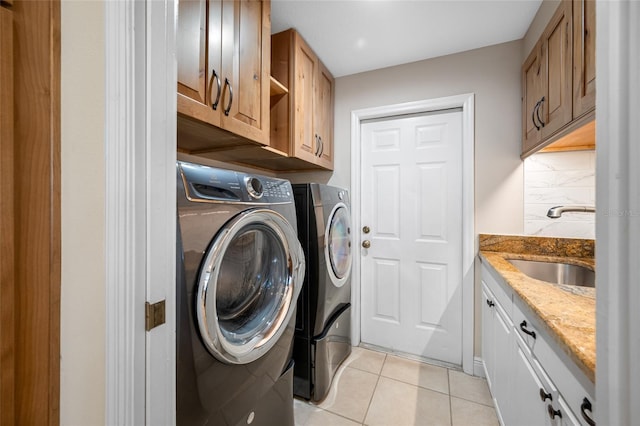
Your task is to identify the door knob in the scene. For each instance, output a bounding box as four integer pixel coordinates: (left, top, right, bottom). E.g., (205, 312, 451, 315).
(362, 240, 371, 249)
(362, 226, 370, 234)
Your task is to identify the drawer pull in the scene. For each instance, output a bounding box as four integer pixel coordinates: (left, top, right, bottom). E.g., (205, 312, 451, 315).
(210, 68, 221, 110)
(539, 388, 552, 402)
(532, 100, 542, 131)
(486, 299, 495, 308)
(547, 405, 562, 419)
(520, 320, 537, 339)
(223, 78, 233, 116)
(537, 96, 546, 127)
(581, 398, 596, 426)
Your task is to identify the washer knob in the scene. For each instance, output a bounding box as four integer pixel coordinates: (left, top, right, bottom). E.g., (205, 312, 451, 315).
(246, 177, 263, 199)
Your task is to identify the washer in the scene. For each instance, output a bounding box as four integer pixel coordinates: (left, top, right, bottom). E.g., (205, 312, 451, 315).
(176, 161, 305, 425)
(291, 183, 352, 401)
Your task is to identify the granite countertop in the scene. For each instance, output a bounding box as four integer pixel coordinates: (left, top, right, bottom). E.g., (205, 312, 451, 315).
(479, 234, 595, 383)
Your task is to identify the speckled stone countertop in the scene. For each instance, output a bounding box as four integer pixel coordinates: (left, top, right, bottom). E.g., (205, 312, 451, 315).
(479, 234, 595, 383)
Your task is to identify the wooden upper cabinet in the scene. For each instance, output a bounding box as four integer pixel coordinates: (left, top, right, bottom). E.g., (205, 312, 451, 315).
(291, 31, 319, 164)
(177, 0, 221, 127)
(219, 0, 270, 145)
(521, 0, 596, 157)
(315, 61, 334, 169)
(270, 29, 335, 170)
(177, 0, 270, 150)
(572, 0, 596, 118)
(522, 43, 544, 154)
(539, 0, 573, 140)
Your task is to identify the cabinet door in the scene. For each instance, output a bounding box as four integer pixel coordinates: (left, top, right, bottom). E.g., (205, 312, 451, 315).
(481, 281, 513, 425)
(220, 0, 270, 145)
(572, 0, 596, 118)
(315, 61, 334, 169)
(540, 0, 573, 140)
(556, 394, 582, 426)
(177, 0, 221, 127)
(522, 43, 544, 154)
(291, 31, 319, 164)
(493, 302, 514, 425)
(481, 285, 496, 388)
(513, 340, 553, 426)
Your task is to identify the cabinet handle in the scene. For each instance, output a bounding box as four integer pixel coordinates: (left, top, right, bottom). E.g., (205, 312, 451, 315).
(547, 405, 562, 419)
(314, 134, 320, 155)
(537, 97, 546, 127)
(532, 100, 541, 131)
(318, 136, 324, 157)
(486, 299, 495, 308)
(581, 398, 596, 426)
(210, 69, 221, 110)
(520, 320, 537, 339)
(223, 78, 233, 116)
(539, 388, 552, 402)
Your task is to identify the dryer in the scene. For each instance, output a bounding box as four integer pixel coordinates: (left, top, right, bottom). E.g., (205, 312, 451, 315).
(176, 161, 305, 425)
(291, 184, 352, 402)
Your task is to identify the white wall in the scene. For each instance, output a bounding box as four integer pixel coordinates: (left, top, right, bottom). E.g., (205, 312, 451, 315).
(524, 151, 596, 238)
(60, 1, 106, 424)
(324, 40, 525, 235)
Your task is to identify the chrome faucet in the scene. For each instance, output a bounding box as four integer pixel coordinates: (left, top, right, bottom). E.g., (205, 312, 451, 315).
(547, 205, 596, 218)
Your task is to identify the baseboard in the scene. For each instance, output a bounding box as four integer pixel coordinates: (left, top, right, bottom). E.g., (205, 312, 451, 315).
(473, 356, 486, 378)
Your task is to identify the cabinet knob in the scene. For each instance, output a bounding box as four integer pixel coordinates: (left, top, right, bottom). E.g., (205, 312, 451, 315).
(362, 240, 371, 249)
(362, 226, 370, 234)
(547, 405, 562, 419)
(539, 388, 552, 402)
(486, 299, 495, 308)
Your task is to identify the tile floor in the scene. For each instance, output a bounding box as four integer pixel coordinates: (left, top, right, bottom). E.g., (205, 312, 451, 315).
(293, 347, 499, 426)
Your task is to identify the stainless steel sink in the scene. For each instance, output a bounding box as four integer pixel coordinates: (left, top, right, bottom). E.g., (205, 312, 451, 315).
(507, 259, 595, 287)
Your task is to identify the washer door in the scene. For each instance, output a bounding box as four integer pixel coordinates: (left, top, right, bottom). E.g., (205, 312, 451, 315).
(196, 209, 305, 364)
(324, 203, 352, 287)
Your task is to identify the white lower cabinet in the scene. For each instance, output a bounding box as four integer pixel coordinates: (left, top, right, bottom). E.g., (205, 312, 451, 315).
(513, 340, 551, 426)
(480, 260, 596, 426)
(481, 280, 513, 425)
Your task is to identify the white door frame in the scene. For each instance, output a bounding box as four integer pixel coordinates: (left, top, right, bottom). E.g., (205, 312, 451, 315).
(105, 0, 177, 424)
(350, 94, 475, 375)
(595, 2, 640, 424)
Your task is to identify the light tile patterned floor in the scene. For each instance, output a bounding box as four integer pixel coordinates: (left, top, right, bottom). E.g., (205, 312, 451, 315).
(294, 347, 499, 426)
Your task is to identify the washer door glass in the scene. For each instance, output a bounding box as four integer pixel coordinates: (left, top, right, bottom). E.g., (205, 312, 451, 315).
(196, 209, 304, 364)
(326, 204, 352, 287)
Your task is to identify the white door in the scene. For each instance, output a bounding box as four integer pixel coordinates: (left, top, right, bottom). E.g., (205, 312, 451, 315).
(360, 110, 463, 365)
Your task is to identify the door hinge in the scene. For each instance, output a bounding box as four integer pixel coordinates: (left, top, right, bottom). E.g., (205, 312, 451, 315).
(145, 300, 166, 331)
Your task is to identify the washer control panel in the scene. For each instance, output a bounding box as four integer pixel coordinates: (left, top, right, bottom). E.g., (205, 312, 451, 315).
(261, 179, 292, 201)
(179, 161, 293, 204)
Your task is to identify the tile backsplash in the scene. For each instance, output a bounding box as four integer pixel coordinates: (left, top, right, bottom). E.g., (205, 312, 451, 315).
(524, 151, 595, 239)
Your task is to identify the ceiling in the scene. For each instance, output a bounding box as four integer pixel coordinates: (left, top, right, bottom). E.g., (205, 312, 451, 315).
(271, 0, 542, 78)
